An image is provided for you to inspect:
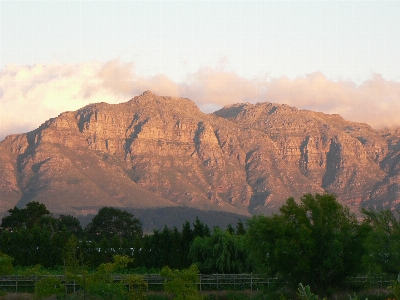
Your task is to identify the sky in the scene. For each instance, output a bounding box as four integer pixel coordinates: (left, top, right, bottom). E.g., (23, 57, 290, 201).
(1, 0, 400, 141)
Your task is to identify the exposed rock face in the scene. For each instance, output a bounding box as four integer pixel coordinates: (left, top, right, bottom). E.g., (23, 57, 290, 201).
(0, 91, 399, 217)
(214, 102, 393, 211)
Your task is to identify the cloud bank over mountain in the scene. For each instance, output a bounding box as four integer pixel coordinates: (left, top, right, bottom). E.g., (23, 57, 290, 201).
(1, 60, 400, 140)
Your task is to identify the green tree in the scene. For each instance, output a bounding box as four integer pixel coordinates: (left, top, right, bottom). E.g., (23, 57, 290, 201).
(30, 223, 53, 267)
(159, 226, 172, 267)
(151, 225, 183, 269)
(236, 219, 246, 235)
(122, 274, 148, 300)
(193, 217, 210, 238)
(0, 207, 26, 230)
(388, 273, 400, 300)
(146, 229, 164, 269)
(189, 227, 249, 273)
(0, 227, 33, 266)
(361, 208, 400, 275)
(160, 265, 201, 300)
(226, 224, 235, 234)
(17, 264, 50, 277)
(34, 276, 65, 300)
(84, 255, 135, 300)
(0, 213, 75, 267)
(63, 235, 86, 281)
(58, 214, 83, 238)
(181, 221, 194, 268)
(170, 226, 183, 269)
(1, 201, 50, 230)
(85, 207, 142, 243)
(0, 251, 14, 275)
(246, 193, 363, 297)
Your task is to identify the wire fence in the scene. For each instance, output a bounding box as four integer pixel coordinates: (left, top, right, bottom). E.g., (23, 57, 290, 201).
(0, 273, 394, 294)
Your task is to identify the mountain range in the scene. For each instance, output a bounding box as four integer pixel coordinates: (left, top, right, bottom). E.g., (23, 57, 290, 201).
(1, 91, 399, 227)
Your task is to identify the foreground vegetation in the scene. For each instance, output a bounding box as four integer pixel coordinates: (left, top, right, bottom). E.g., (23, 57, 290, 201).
(1, 193, 400, 299)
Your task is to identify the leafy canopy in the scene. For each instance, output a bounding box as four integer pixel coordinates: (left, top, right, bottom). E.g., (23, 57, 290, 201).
(85, 207, 142, 242)
(246, 193, 362, 297)
(0, 251, 14, 275)
(189, 227, 249, 273)
(160, 265, 201, 300)
(1, 201, 50, 230)
(361, 208, 400, 275)
(34, 276, 65, 300)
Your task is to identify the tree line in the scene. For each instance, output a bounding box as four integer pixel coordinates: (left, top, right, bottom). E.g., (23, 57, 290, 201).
(1, 193, 400, 297)
(0, 202, 248, 272)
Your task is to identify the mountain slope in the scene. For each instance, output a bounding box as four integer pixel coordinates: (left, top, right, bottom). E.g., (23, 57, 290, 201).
(0, 91, 399, 218)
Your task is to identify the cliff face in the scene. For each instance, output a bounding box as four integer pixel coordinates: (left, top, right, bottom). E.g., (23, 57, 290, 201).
(214, 102, 393, 210)
(0, 91, 399, 216)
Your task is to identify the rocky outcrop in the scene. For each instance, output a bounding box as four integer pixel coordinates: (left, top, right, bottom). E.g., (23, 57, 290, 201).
(0, 91, 399, 217)
(214, 102, 391, 211)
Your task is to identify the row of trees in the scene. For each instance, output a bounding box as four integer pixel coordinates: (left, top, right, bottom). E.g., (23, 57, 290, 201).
(1, 193, 400, 297)
(0, 202, 248, 271)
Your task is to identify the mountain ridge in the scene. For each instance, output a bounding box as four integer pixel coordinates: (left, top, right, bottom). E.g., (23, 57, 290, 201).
(1, 91, 399, 220)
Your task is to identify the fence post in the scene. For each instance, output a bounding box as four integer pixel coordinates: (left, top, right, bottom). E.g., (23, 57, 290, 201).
(250, 273, 253, 291)
(199, 274, 201, 292)
(15, 277, 18, 293)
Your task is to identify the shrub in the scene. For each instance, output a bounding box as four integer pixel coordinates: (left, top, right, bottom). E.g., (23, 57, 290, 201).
(34, 276, 65, 300)
(161, 265, 201, 300)
(122, 274, 148, 300)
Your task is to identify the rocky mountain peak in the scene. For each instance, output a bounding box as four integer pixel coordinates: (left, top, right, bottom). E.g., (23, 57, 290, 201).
(0, 92, 399, 218)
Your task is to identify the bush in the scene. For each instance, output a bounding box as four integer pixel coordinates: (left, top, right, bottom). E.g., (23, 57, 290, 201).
(85, 281, 126, 300)
(161, 265, 201, 300)
(0, 251, 14, 275)
(34, 276, 65, 300)
(122, 274, 148, 300)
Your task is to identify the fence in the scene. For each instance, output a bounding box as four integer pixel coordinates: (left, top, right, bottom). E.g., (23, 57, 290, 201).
(345, 274, 392, 290)
(0, 274, 272, 293)
(0, 274, 393, 294)
(137, 273, 278, 292)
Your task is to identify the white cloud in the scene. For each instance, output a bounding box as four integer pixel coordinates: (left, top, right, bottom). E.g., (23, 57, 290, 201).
(262, 72, 400, 129)
(0, 61, 129, 141)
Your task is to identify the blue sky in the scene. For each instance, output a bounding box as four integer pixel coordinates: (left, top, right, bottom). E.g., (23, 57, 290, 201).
(1, 1, 400, 139)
